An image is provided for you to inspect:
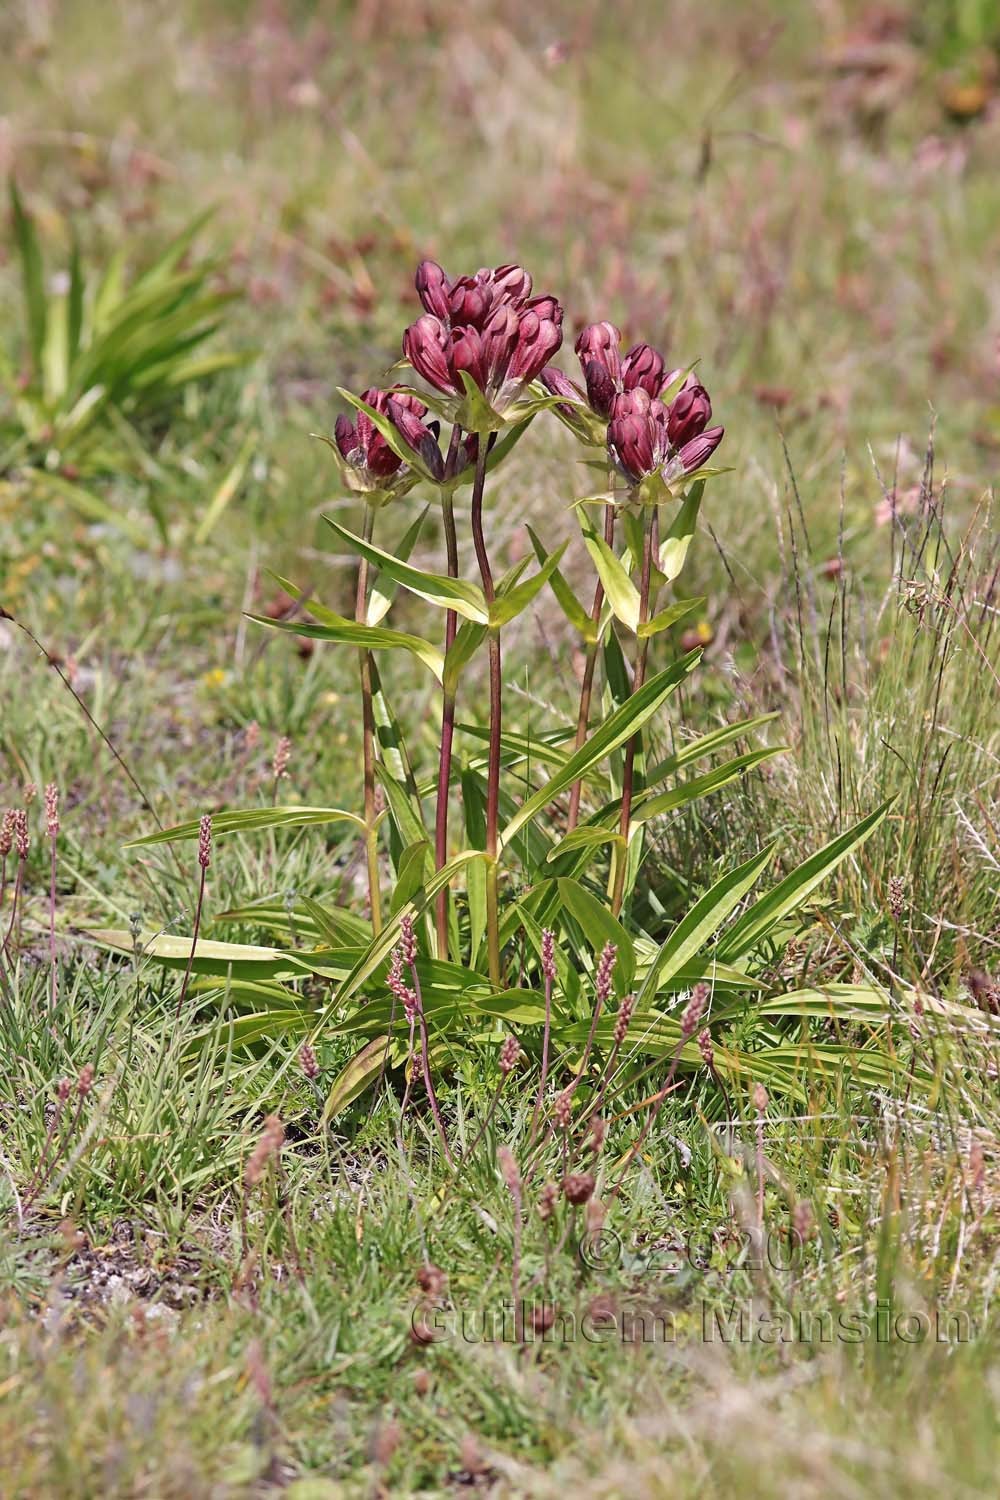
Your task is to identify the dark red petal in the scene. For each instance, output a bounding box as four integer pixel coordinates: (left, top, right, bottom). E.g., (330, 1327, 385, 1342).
(621, 342, 666, 399)
(678, 425, 724, 472)
(415, 260, 452, 320)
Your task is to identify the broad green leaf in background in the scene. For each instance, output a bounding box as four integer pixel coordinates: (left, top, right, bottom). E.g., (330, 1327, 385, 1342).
(582, 527, 641, 632)
(499, 652, 701, 849)
(324, 518, 489, 622)
(638, 841, 777, 1003)
(658, 480, 705, 582)
(124, 806, 364, 848)
(717, 798, 895, 961)
(248, 610, 445, 682)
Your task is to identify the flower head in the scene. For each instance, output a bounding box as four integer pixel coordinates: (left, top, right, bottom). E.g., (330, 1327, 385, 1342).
(332, 385, 442, 500)
(540, 322, 668, 444)
(404, 260, 563, 425)
(608, 382, 723, 492)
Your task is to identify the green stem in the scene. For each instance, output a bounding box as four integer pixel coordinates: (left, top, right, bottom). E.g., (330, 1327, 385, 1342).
(611, 506, 658, 918)
(567, 487, 616, 832)
(434, 484, 460, 961)
(356, 504, 382, 936)
(469, 439, 501, 986)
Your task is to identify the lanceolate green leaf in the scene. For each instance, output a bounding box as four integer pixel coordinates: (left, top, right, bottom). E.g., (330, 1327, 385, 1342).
(638, 842, 777, 1004)
(322, 1036, 394, 1123)
(124, 805, 364, 848)
(717, 798, 896, 962)
(582, 527, 641, 632)
(247, 610, 444, 682)
(633, 747, 788, 825)
(526, 525, 596, 641)
(324, 518, 489, 622)
(637, 596, 703, 640)
(556, 878, 635, 992)
(11, 181, 47, 375)
(644, 712, 780, 786)
(659, 480, 705, 582)
(489, 541, 569, 627)
(368, 507, 429, 625)
(86, 929, 296, 979)
(499, 652, 701, 850)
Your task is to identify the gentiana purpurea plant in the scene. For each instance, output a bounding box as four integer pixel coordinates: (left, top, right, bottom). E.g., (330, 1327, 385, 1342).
(117, 253, 913, 1155)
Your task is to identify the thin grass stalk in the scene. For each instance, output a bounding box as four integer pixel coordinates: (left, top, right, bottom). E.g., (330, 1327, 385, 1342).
(2, 863, 24, 959)
(48, 834, 57, 1011)
(611, 506, 659, 916)
(567, 484, 616, 832)
(355, 503, 382, 935)
(434, 482, 460, 960)
(175, 862, 207, 1019)
(469, 438, 501, 985)
(528, 938, 555, 1148)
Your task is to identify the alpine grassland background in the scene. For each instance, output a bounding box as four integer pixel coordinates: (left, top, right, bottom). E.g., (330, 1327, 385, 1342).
(0, 2, 998, 1496)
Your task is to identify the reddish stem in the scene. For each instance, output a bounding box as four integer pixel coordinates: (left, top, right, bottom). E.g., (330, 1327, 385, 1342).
(567, 498, 616, 831)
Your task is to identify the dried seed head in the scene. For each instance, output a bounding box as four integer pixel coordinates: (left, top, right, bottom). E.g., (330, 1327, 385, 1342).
(497, 1145, 521, 1193)
(298, 1042, 319, 1080)
(585, 1195, 606, 1236)
(56, 1077, 72, 1103)
(888, 874, 905, 923)
(595, 941, 617, 1003)
(553, 1089, 573, 1132)
(271, 735, 291, 781)
(540, 927, 556, 983)
(76, 1063, 94, 1097)
(529, 1302, 556, 1335)
(588, 1115, 607, 1153)
(44, 783, 59, 838)
(537, 1180, 559, 1221)
(416, 1262, 447, 1297)
(197, 813, 212, 869)
(0, 809, 15, 858)
(613, 992, 635, 1046)
(752, 1082, 769, 1114)
(244, 1114, 285, 1187)
(14, 809, 29, 860)
(682, 981, 709, 1038)
(22, 782, 37, 806)
(966, 969, 999, 1016)
(792, 1200, 815, 1245)
(499, 1035, 521, 1075)
(243, 720, 260, 752)
(563, 1170, 595, 1205)
(413, 1367, 430, 1396)
(399, 913, 417, 966)
(697, 1027, 715, 1069)
(387, 946, 418, 1021)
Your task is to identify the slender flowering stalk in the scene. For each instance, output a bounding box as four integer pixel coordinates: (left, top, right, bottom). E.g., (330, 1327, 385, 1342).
(564, 941, 617, 1103)
(469, 438, 503, 986)
(176, 815, 212, 1019)
(2, 811, 29, 959)
(0, 808, 15, 908)
(611, 506, 659, 917)
(609, 981, 708, 1201)
(393, 915, 454, 1165)
(585, 990, 635, 1128)
(271, 736, 291, 802)
(753, 1081, 768, 1226)
(462, 1035, 521, 1164)
(529, 929, 558, 1145)
(45, 783, 59, 1010)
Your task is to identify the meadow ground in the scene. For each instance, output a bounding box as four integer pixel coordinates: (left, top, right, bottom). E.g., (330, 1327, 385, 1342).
(1, 2, 999, 1495)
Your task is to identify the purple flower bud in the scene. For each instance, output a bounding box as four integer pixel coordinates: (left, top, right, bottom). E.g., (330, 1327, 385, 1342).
(450, 325, 487, 391)
(581, 358, 618, 418)
(508, 307, 563, 384)
(666, 376, 712, 448)
(403, 314, 458, 395)
(415, 259, 452, 320)
(607, 389, 659, 483)
(334, 413, 358, 463)
(448, 275, 491, 329)
(678, 425, 724, 472)
(621, 342, 666, 398)
(387, 395, 445, 482)
(538, 366, 582, 405)
(489, 263, 533, 303)
(480, 303, 520, 385)
(575, 322, 622, 382)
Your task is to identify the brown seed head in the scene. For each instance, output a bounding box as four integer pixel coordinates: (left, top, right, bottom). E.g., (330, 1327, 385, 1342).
(0, 809, 15, 858)
(416, 1262, 448, 1297)
(888, 874, 905, 923)
(752, 1082, 769, 1114)
(553, 1089, 573, 1132)
(22, 782, 37, 806)
(244, 1114, 284, 1187)
(613, 992, 635, 1046)
(298, 1042, 319, 1080)
(537, 1180, 559, 1221)
(563, 1171, 595, 1206)
(595, 941, 617, 1003)
(44, 783, 59, 838)
(197, 813, 212, 869)
(697, 1027, 714, 1069)
(541, 927, 556, 983)
(497, 1145, 521, 1193)
(14, 809, 29, 860)
(76, 1063, 94, 1097)
(271, 736, 291, 781)
(499, 1035, 521, 1075)
(682, 981, 709, 1038)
